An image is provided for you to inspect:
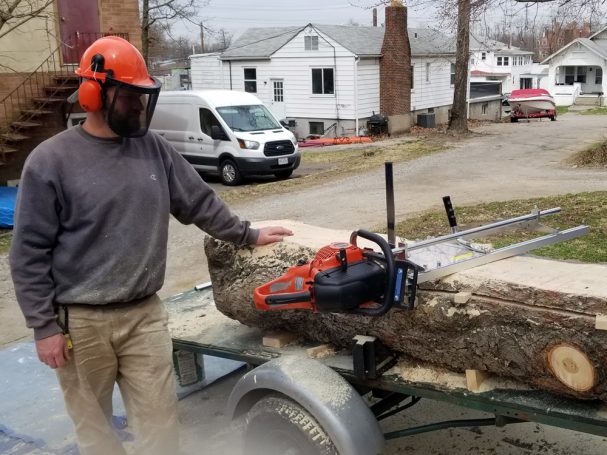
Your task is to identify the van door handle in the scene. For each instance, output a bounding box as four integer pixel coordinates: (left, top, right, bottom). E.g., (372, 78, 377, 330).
(188, 136, 195, 140)
(197, 138, 203, 142)
(159, 132, 165, 136)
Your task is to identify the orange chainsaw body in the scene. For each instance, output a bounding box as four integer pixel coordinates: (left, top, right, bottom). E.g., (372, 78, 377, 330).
(253, 242, 367, 311)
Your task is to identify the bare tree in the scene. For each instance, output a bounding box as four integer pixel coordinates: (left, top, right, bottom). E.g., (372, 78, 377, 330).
(448, 0, 472, 132)
(140, 0, 208, 63)
(0, 0, 54, 39)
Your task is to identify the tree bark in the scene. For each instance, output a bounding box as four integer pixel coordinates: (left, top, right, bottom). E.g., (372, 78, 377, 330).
(448, 0, 471, 133)
(204, 222, 607, 401)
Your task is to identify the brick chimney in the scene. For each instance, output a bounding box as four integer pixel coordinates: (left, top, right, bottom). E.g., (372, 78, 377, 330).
(379, 0, 411, 126)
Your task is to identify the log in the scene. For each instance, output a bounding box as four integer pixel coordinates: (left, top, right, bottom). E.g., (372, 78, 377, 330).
(204, 220, 607, 401)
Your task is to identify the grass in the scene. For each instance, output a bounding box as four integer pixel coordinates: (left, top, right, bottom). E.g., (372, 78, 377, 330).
(217, 139, 446, 204)
(383, 192, 607, 263)
(568, 141, 607, 167)
(580, 107, 607, 115)
(556, 106, 569, 115)
(0, 232, 10, 255)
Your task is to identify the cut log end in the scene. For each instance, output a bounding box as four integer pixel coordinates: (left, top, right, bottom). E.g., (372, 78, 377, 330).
(547, 343, 596, 393)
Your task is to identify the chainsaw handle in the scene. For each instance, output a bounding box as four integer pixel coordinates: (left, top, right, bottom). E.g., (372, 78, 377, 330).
(265, 291, 312, 306)
(349, 229, 396, 317)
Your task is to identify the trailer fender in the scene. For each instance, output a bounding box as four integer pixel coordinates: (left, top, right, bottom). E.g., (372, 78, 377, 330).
(227, 355, 385, 455)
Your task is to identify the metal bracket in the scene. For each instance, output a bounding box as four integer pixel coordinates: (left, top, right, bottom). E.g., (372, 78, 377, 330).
(352, 335, 397, 381)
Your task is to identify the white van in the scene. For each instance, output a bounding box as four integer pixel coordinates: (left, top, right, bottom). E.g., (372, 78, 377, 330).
(149, 90, 300, 185)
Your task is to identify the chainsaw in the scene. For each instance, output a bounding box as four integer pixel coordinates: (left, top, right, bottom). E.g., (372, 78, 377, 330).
(253, 163, 589, 316)
(253, 229, 419, 316)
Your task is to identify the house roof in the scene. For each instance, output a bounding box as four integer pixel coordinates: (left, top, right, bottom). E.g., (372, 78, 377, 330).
(469, 33, 533, 55)
(470, 70, 509, 77)
(540, 37, 607, 64)
(220, 24, 455, 60)
(588, 25, 607, 40)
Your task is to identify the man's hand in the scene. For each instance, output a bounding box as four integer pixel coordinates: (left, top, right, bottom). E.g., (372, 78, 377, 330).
(36, 333, 70, 369)
(255, 226, 294, 245)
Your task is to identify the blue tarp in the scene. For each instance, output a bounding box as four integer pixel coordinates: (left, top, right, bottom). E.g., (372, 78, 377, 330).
(0, 186, 17, 228)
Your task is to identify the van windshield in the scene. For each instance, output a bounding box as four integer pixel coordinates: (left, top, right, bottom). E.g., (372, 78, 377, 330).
(216, 104, 281, 132)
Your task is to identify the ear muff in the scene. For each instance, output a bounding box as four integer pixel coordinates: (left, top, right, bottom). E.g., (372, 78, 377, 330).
(78, 79, 103, 112)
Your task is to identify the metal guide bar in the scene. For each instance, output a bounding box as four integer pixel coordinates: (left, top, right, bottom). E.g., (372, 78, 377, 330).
(415, 226, 590, 283)
(393, 207, 562, 254)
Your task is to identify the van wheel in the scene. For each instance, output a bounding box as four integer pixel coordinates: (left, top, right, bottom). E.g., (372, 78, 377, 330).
(274, 170, 293, 180)
(219, 159, 242, 186)
(243, 395, 338, 455)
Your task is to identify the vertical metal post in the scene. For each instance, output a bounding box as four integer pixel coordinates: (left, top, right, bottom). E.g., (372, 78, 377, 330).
(385, 162, 396, 247)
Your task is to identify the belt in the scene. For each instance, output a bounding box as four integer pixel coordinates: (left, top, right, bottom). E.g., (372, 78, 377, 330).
(56, 294, 155, 311)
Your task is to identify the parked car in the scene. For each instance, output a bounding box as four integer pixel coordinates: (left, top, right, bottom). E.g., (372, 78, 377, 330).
(150, 90, 300, 185)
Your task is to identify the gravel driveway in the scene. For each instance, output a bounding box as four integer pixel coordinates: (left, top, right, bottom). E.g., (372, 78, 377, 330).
(1, 113, 606, 454)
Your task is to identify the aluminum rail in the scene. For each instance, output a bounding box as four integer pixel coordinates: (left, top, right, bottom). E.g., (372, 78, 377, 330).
(394, 207, 562, 254)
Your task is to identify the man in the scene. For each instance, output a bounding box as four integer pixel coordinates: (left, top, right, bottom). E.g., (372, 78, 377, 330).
(9, 36, 291, 455)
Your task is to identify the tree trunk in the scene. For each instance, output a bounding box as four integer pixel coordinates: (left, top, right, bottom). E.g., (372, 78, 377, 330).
(204, 222, 607, 401)
(141, 0, 150, 64)
(448, 0, 471, 133)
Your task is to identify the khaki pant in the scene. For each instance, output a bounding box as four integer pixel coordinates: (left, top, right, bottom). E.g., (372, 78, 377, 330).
(56, 295, 178, 455)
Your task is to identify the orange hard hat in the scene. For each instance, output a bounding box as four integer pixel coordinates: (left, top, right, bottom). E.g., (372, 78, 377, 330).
(75, 36, 156, 88)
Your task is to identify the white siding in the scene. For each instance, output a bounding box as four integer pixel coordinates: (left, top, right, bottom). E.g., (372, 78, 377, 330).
(266, 28, 357, 119)
(190, 54, 229, 90)
(357, 58, 380, 117)
(411, 57, 454, 110)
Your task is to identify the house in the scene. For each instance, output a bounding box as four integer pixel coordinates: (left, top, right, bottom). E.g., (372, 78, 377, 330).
(190, 22, 457, 139)
(469, 33, 540, 95)
(541, 26, 607, 106)
(0, 0, 141, 184)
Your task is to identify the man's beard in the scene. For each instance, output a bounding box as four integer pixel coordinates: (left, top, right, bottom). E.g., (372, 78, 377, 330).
(106, 108, 144, 137)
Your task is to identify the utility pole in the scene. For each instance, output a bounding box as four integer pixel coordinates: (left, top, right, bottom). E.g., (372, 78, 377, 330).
(200, 21, 205, 53)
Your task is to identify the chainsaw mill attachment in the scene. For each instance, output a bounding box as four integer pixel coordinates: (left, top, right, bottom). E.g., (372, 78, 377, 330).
(253, 163, 589, 316)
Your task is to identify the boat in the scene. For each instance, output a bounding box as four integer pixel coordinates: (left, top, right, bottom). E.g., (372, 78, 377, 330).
(508, 89, 557, 122)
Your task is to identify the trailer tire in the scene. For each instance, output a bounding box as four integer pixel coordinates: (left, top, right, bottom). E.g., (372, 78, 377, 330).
(550, 115, 556, 121)
(243, 395, 338, 455)
(510, 117, 518, 123)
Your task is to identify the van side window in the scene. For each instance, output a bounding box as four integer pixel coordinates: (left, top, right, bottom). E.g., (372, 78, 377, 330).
(199, 108, 228, 140)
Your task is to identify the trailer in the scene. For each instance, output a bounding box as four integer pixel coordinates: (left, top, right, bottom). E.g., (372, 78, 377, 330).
(167, 285, 607, 455)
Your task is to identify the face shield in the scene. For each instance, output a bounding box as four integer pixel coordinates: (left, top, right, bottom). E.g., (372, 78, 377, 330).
(103, 77, 161, 138)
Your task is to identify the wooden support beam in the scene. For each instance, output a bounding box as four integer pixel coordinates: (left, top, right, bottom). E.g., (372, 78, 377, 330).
(263, 332, 299, 348)
(466, 369, 491, 392)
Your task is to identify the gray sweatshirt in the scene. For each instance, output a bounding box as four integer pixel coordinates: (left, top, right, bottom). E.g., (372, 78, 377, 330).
(10, 126, 258, 340)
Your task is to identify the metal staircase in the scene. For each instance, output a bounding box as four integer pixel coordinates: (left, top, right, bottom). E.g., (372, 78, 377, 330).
(0, 45, 79, 167)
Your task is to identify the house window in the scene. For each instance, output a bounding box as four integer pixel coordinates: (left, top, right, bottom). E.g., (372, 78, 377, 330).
(565, 67, 575, 84)
(576, 66, 587, 83)
(244, 68, 257, 93)
(305, 36, 319, 51)
(596, 68, 603, 85)
(497, 57, 502, 66)
(504, 56, 509, 66)
(309, 121, 324, 135)
(450, 63, 455, 85)
(481, 52, 486, 60)
(482, 103, 488, 115)
(411, 65, 414, 89)
(426, 62, 431, 82)
(311, 68, 334, 94)
(273, 80, 284, 102)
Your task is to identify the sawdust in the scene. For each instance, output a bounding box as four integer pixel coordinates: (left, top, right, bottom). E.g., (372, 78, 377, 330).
(273, 355, 353, 410)
(388, 358, 531, 393)
(165, 289, 237, 339)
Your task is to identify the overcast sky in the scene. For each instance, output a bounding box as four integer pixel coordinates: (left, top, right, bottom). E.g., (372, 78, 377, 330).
(175, 0, 444, 45)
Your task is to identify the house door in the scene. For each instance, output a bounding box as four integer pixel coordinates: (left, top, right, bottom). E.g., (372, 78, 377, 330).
(269, 79, 286, 121)
(57, 0, 101, 64)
